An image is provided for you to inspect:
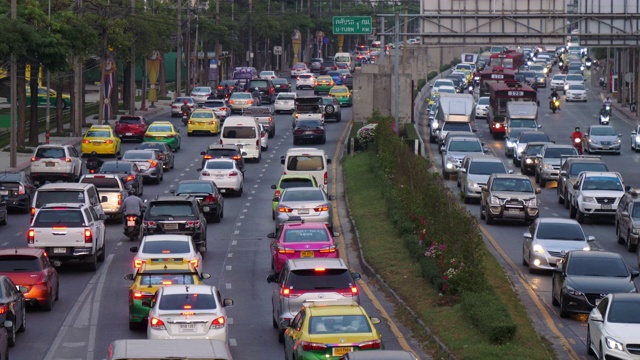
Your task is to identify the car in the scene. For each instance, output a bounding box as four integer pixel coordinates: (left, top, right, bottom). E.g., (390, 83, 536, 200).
(314, 75, 335, 94)
(563, 74, 585, 93)
(147, 284, 233, 341)
(583, 125, 622, 154)
(339, 350, 418, 360)
(319, 60, 337, 75)
(271, 174, 319, 219)
(138, 142, 175, 171)
(259, 124, 269, 150)
(0, 275, 27, 347)
(78, 174, 128, 221)
(326, 71, 344, 86)
(143, 196, 208, 252)
(513, 131, 552, 166)
(0, 248, 59, 311)
(0, 171, 36, 213)
(266, 258, 361, 343)
(267, 219, 339, 273)
(293, 119, 326, 145)
(569, 171, 626, 224)
(115, 115, 149, 142)
(282, 301, 382, 359)
(248, 79, 276, 104)
(336, 69, 351, 80)
(518, 71, 537, 87)
(199, 144, 245, 173)
(274, 187, 333, 232)
(242, 105, 275, 138)
(565, 83, 587, 102)
(228, 92, 257, 114)
(201, 99, 231, 122)
(520, 142, 553, 176)
(504, 128, 527, 158)
(328, 85, 352, 107)
(198, 159, 244, 196)
(171, 180, 224, 223)
(187, 109, 220, 136)
(475, 96, 489, 118)
(274, 92, 296, 114)
(557, 155, 608, 207)
(130, 234, 203, 274)
(457, 155, 509, 203)
(22, 86, 71, 108)
(587, 293, 640, 359)
(215, 79, 240, 98)
(272, 78, 292, 92)
(124, 258, 210, 330)
(143, 121, 182, 152)
(522, 218, 594, 273)
(120, 150, 164, 184)
(480, 173, 541, 225)
(342, 73, 353, 90)
(260, 70, 277, 79)
(534, 144, 579, 187)
(295, 73, 316, 90)
(432, 79, 455, 93)
(440, 137, 486, 178)
(550, 74, 567, 91)
(322, 96, 342, 122)
(615, 188, 640, 253)
(81, 124, 122, 157)
(291, 62, 310, 78)
(190, 86, 214, 104)
(170, 96, 197, 117)
(444, 76, 464, 93)
(30, 144, 83, 184)
(98, 161, 144, 196)
(310, 58, 323, 72)
(534, 71, 547, 87)
(435, 85, 456, 94)
(552, 251, 639, 318)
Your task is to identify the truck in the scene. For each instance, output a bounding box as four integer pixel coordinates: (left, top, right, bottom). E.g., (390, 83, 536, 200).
(506, 102, 539, 131)
(79, 174, 127, 222)
(242, 106, 275, 138)
(292, 96, 324, 128)
(430, 93, 475, 143)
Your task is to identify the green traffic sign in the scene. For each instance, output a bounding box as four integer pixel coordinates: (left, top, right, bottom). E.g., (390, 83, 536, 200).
(332, 16, 372, 35)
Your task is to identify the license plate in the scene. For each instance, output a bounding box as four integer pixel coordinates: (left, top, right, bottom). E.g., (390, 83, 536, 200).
(236, 145, 243, 149)
(220, 189, 226, 193)
(164, 223, 179, 230)
(300, 251, 314, 258)
(156, 137, 163, 140)
(602, 204, 612, 210)
(602, 146, 609, 150)
(0, 191, 8, 195)
(126, 132, 133, 136)
(216, 175, 225, 179)
(127, 220, 136, 226)
(46, 162, 55, 167)
(332, 347, 353, 356)
(179, 324, 197, 333)
(53, 248, 66, 254)
(298, 209, 309, 215)
(305, 131, 314, 134)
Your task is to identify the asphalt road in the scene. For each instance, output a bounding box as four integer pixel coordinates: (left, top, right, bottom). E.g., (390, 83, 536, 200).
(420, 67, 640, 359)
(1, 82, 422, 360)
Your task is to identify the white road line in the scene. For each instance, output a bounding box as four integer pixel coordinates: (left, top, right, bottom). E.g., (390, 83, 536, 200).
(164, 190, 169, 193)
(552, 213, 559, 216)
(116, 241, 122, 246)
(229, 338, 237, 346)
(236, 223, 242, 226)
(226, 265, 232, 271)
(228, 253, 233, 257)
(253, 184, 259, 188)
(227, 318, 234, 325)
(270, 154, 274, 157)
(233, 230, 239, 235)
(225, 283, 232, 289)
(248, 197, 253, 200)
(1, 242, 8, 246)
(239, 216, 245, 219)
(245, 203, 251, 206)
(232, 240, 237, 245)
(251, 191, 255, 194)
(242, 209, 248, 212)
(256, 179, 261, 182)
(262, 168, 266, 172)
(61, 342, 86, 347)
(259, 173, 263, 177)
(174, 178, 180, 182)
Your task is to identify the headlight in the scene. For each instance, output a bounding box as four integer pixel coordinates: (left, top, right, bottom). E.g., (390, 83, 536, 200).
(525, 158, 533, 164)
(565, 285, 584, 296)
(543, 163, 553, 170)
(489, 196, 501, 206)
(467, 179, 478, 189)
(506, 141, 515, 147)
(564, 84, 570, 90)
(525, 198, 537, 207)
(605, 337, 624, 351)
(582, 246, 591, 251)
(431, 121, 439, 129)
(631, 228, 640, 235)
(543, 68, 548, 74)
(532, 244, 544, 253)
(582, 196, 597, 203)
(617, 138, 622, 143)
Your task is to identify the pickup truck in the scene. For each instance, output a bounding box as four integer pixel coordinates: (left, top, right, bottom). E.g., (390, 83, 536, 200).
(292, 96, 324, 128)
(242, 106, 275, 138)
(557, 155, 608, 207)
(28, 203, 107, 271)
(568, 171, 626, 224)
(79, 174, 127, 222)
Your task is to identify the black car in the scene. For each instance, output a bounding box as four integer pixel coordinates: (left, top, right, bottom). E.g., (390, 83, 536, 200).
(0, 275, 27, 347)
(552, 251, 639, 318)
(143, 195, 208, 252)
(98, 161, 144, 196)
(200, 144, 246, 173)
(271, 78, 291, 93)
(171, 180, 224, 223)
(0, 172, 36, 213)
(137, 142, 175, 171)
(247, 79, 276, 104)
(320, 60, 336, 75)
(216, 80, 239, 98)
(342, 74, 353, 90)
(293, 119, 326, 145)
(520, 142, 552, 175)
(444, 76, 463, 93)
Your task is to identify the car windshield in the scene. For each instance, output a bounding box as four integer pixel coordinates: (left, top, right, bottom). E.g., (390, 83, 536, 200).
(536, 223, 585, 240)
(231, 93, 251, 99)
(176, 182, 214, 194)
(141, 240, 190, 254)
(448, 140, 482, 152)
(33, 209, 84, 227)
(553, 75, 566, 81)
(566, 75, 583, 81)
(222, 126, 257, 139)
(206, 101, 226, 108)
(281, 190, 325, 202)
(509, 120, 536, 128)
(508, 129, 525, 140)
(543, 147, 577, 158)
(250, 80, 269, 88)
(277, 94, 296, 100)
(35, 191, 84, 208)
(442, 123, 471, 132)
(140, 143, 167, 152)
(35, 147, 65, 158)
(434, 80, 452, 87)
(525, 145, 545, 155)
(0, 173, 21, 181)
(205, 161, 233, 170)
(0, 256, 41, 271)
(296, 120, 323, 128)
(192, 87, 211, 93)
(175, 97, 193, 104)
(279, 178, 315, 189)
(123, 151, 154, 160)
(118, 117, 142, 124)
(632, 205, 640, 219)
(520, 133, 550, 143)
(137, 273, 196, 286)
(206, 149, 239, 158)
(582, 176, 624, 191)
(569, 84, 585, 90)
(478, 97, 489, 105)
(80, 177, 120, 189)
(468, 161, 506, 175)
(158, 293, 216, 310)
(591, 127, 616, 136)
(491, 178, 534, 192)
(148, 203, 194, 217)
(308, 315, 371, 334)
(569, 163, 608, 176)
(86, 130, 111, 138)
(566, 256, 629, 277)
(607, 299, 640, 323)
(191, 112, 214, 119)
(283, 229, 329, 243)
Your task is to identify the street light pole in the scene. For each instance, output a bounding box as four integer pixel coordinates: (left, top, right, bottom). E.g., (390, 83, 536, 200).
(130, 0, 136, 114)
(9, 0, 17, 167)
(45, 0, 51, 142)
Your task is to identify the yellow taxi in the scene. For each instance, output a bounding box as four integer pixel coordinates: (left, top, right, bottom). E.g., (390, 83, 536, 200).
(187, 109, 220, 136)
(314, 75, 335, 94)
(81, 124, 121, 156)
(426, 91, 440, 106)
(457, 68, 473, 83)
(282, 301, 383, 359)
(124, 258, 211, 330)
(328, 86, 352, 107)
(143, 121, 182, 151)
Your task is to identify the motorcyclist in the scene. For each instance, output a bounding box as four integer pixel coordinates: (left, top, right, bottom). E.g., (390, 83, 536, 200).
(600, 105, 611, 117)
(571, 127, 584, 141)
(180, 99, 192, 117)
(223, 84, 231, 98)
(603, 96, 612, 108)
(549, 89, 560, 110)
(252, 87, 261, 103)
(122, 189, 144, 217)
(85, 151, 103, 173)
(571, 127, 584, 154)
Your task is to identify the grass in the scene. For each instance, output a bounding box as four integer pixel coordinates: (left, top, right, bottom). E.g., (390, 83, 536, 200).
(344, 151, 557, 359)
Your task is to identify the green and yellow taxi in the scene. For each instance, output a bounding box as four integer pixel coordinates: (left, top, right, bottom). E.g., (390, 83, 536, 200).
(271, 174, 318, 219)
(314, 75, 335, 94)
(124, 258, 210, 330)
(282, 301, 383, 360)
(81, 124, 121, 156)
(328, 86, 352, 107)
(187, 109, 220, 136)
(8, 86, 72, 108)
(144, 121, 181, 151)
(457, 68, 473, 84)
(426, 91, 440, 106)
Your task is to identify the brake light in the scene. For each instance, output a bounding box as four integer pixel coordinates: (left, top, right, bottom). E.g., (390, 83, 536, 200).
(280, 287, 303, 298)
(314, 205, 329, 212)
(277, 206, 293, 213)
(256, 139, 260, 149)
(319, 246, 336, 253)
(314, 129, 324, 134)
(229, 100, 235, 104)
(31, 157, 40, 162)
(82, 140, 90, 144)
(0, 305, 6, 315)
(231, 155, 241, 160)
(314, 82, 318, 86)
(229, 171, 238, 176)
(209, 121, 216, 125)
(133, 290, 153, 298)
(189, 258, 199, 268)
(359, 339, 382, 350)
(150, 317, 166, 330)
(126, 175, 135, 182)
(315, 268, 326, 272)
(211, 316, 226, 329)
(203, 155, 213, 160)
(60, 157, 72, 162)
(84, 228, 92, 243)
(201, 171, 210, 176)
(27, 229, 35, 244)
(134, 259, 143, 268)
(261, 132, 266, 138)
(205, 195, 216, 203)
(300, 341, 327, 351)
(296, 76, 300, 80)
(36, 273, 49, 284)
(186, 220, 201, 228)
(188, 120, 194, 125)
(166, 134, 175, 138)
(105, 140, 114, 144)
(148, 160, 158, 168)
(145, 134, 153, 138)
(324, 171, 328, 185)
(143, 220, 156, 228)
(278, 247, 296, 254)
(219, 107, 227, 111)
(247, 99, 253, 105)
(117, 194, 122, 206)
(52, 226, 67, 230)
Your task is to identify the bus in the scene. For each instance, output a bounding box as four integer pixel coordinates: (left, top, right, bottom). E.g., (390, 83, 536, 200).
(479, 66, 516, 97)
(488, 50, 525, 71)
(487, 81, 538, 138)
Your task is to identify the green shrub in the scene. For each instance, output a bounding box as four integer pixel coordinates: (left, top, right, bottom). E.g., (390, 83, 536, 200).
(461, 291, 518, 344)
(417, 79, 426, 92)
(439, 64, 452, 72)
(427, 71, 438, 81)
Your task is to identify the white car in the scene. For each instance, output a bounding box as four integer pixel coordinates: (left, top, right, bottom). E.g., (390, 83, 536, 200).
(259, 124, 269, 151)
(147, 285, 233, 341)
(564, 74, 585, 93)
(295, 73, 315, 90)
(274, 92, 296, 114)
(550, 74, 567, 91)
(631, 125, 640, 151)
(190, 86, 214, 104)
(565, 84, 587, 102)
(290, 63, 310, 78)
(587, 293, 640, 359)
(432, 79, 455, 93)
(436, 86, 457, 94)
(259, 71, 277, 79)
(475, 97, 490, 118)
(199, 159, 244, 196)
(130, 234, 203, 275)
(30, 144, 83, 184)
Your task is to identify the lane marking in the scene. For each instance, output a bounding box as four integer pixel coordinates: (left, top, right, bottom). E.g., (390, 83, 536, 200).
(225, 283, 232, 289)
(228, 253, 233, 257)
(236, 223, 242, 226)
(2, 241, 8, 246)
(232, 240, 237, 246)
(233, 230, 239, 235)
(62, 342, 86, 347)
(229, 338, 237, 346)
(226, 265, 232, 271)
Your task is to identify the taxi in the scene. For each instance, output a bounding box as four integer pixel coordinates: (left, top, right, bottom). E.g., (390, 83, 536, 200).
(457, 68, 473, 83)
(282, 301, 383, 360)
(314, 75, 335, 94)
(27, 86, 71, 108)
(271, 174, 318, 218)
(81, 124, 121, 156)
(124, 258, 210, 330)
(328, 86, 352, 107)
(187, 109, 220, 136)
(144, 121, 181, 151)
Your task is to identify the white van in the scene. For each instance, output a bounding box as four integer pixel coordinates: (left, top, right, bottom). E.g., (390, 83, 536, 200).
(220, 115, 262, 162)
(334, 52, 353, 71)
(31, 183, 105, 220)
(281, 148, 331, 187)
(108, 339, 233, 360)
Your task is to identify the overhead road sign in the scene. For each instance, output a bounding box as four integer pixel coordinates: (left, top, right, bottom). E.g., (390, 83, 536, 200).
(333, 16, 372, 35)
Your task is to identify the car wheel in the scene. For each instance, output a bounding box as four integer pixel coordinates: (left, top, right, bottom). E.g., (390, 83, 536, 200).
(278, 330, 285, 344)
(42, 289, 54, 311)
(485, 210, 494, 225)
(18, 305, 25, 333)
(0, 213, 7, 226)
(86, 254, 98, 272)
(558, 192, 564, 204)
(7, 318, 16, 347)
(522, 248, 528, 266)
(559, 296, 569, 318)
(97, 242, 105, 262)
(220, 207, 224, 219)
(564, 194, 570, 209)
(576, 209, 585, 224)
(55, 281, 59, 300)
(479, 204, 486, 220)
(586, 326, 595, 355)
(539, 177, 546, 187)
(616, 224, 625, 244)
(129, 321, 142, 331)
(534, 172, 540, 184)
(551, 284, 559, 305)
(627, 231, 637, 252)
(569, 202, 577, 219)
(527, 254, 536, 274)
(213, 211, 221, 223)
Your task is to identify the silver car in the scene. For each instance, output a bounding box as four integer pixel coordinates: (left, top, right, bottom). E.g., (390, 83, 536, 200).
(522, 218, 594, 273)
(228, 92, 257, 114)
(534, 144, 578, 187)
(457, 155, 509, 203)
(584, 125, 622, 154)
(440, 137, 486, 178)
(201, 99, 231, 122)
(504, 128, 526, 158)
(480, 174, 541, 225)
(170, 96, 196, 117)
(138, 142, 175, 171)
(190, 86, 214, 104)
(119, 149, 164, 184)
(274, 188, 333, 232)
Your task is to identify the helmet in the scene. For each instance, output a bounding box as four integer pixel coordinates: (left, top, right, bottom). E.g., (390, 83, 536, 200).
(183, 99, 188, 104)
(128, 189, 136, 196)
(575, 127, 580, 132)
(606, 96, 610, 100)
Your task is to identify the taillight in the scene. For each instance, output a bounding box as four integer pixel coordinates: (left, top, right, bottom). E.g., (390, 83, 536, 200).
(229, 171, 238, 176)
(319, 246, 336, 253)
(84, 228, 92, 243)
(0, 305, 6, 314)
(105, 140, 114, 144)
(145, 134, 153, 138)
(359, 339, 382, 349)
(324, 171, 328, 185)
(256, 139, 260, 149)
(277, 247, 296, 254)
(210, 316, 226, 329)
(314, 129, 324, 134)
(82, 140, 90, 144)
(203, 155, 213, 160)
(186, 220, 200, 228)
(300, 341, 327, 351)
(126, 175, 135, 182)
(229, 100, 235, 104)
(150, 317, 166, 330)
(231, 155, 241, 160)
(166, 134, 175, 138)
(148, 160, 158, 168)
(134, 259, 143, 268)
(127, 216, 137, 222)
(293, 129, 304, 135)
(205, 195, 216, 203)
(188, 120, 194, 125)
(189, 258, 199, 268)
(60, 157, 72, 162)
(277, 206, 293, 213)
(314, 82, 318, 86)
(280, 287, 302, 298)
(35, 273, 49, 284)
(247, 100, 253, 105)
(314, 205, 329, 212)
(30, 157, 40, 162)
(27, 229, 35, 244)
(261, 132, 266, 138)
(133, 290, 154, 298)
(117, 194, 122, 206)
(201, 171, 210, 176)
(219, 107, 227, 111)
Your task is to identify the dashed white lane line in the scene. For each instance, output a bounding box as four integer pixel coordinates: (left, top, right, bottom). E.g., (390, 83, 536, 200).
(2, 241, 9, 246)
(225, 283, 232, 289)
(14, 232, 20, 237)
(226, 265, 232, 271)
(227, 253, 233, 257)
(236, 223, 242, 226)
(232, 240, 237, 245)
(251, 190, 256, 194)
(253, 184, 259, 188)
(259, 173, 263, 177)
(233, 230, 239, 235)
(242, 209, 248, 212)
(248, 197, 253, 200)
(245, 203, 251, 206)
(239, 216, 245, 219)
(229, 338, 237, 346)
(62, 342, 85, 347)
(270, 154, 274, 158)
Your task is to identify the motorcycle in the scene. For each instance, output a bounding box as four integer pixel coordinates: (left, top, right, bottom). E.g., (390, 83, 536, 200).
(182, 111, 189, 126)
(572, 137, 583, 155)
(549, 97, 560, 113)
(124, 214, 143, 242)
(467, 85, 474, 94)
(599, 107, 611, 125)
(599, 77, 606, 89)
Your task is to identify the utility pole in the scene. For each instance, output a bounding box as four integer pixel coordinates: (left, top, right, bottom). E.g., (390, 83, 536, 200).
(248, 0, 253, 67)
(130, 0, 136, 114)
(9, 0, 16, 167)
(45, 0, 51, 143)
(185, 0, 191, 95)
(176, 0, 182, 98)
(215, 0, 220, 83)
(394, 13, 400, 132)
(193, 1, 199, 87)
(73, 0, 83, 136)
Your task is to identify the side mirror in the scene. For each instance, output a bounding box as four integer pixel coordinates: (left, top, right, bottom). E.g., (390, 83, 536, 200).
(200, 273, 211, 280)
(124, 274, 134, 281)
(200, 151, 206, 155)
(266, 274, 277, 283)
(633, 131, 637, 136)
(223, 298, 234, 307)
(480, 185, 488, 192)
(618, 133, 623, 137)
(18, 286, 28, 293)
(589, 312, 604, 323)
(2, 321, 12, 329)
(328, 195, 335, 201)
(535, 188, 542, 194)
(507, 170, 514, 174)
(101, 196, 108, 203)
(130, 246, 139, 253)
(124, 184, 132, 190)
(280, 319, 292, 329)
(482, 147, 489, 153)
(523, 232, 532, 239)
(587, 236, 596, 242)
(573, 183, 579, 190)
(267, 232, 276, 238)
(117, 156, 122, 160)
(370, 317, 381, 324)
(333, 232, 340, 237)
(632, 270, 640, 279)
(270, 185, 277, 189)
(458, 168, 467, 174)
(538, 124, 542, 128)
(439, 146, 445, 153)
(560, 170, 568, 176)
(351, 272, 362, 281)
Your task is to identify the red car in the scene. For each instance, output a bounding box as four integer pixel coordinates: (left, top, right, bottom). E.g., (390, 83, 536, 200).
(115, 115, 149, 142)
(267, 219, 338, 273)
(0, 248, 60, 311)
